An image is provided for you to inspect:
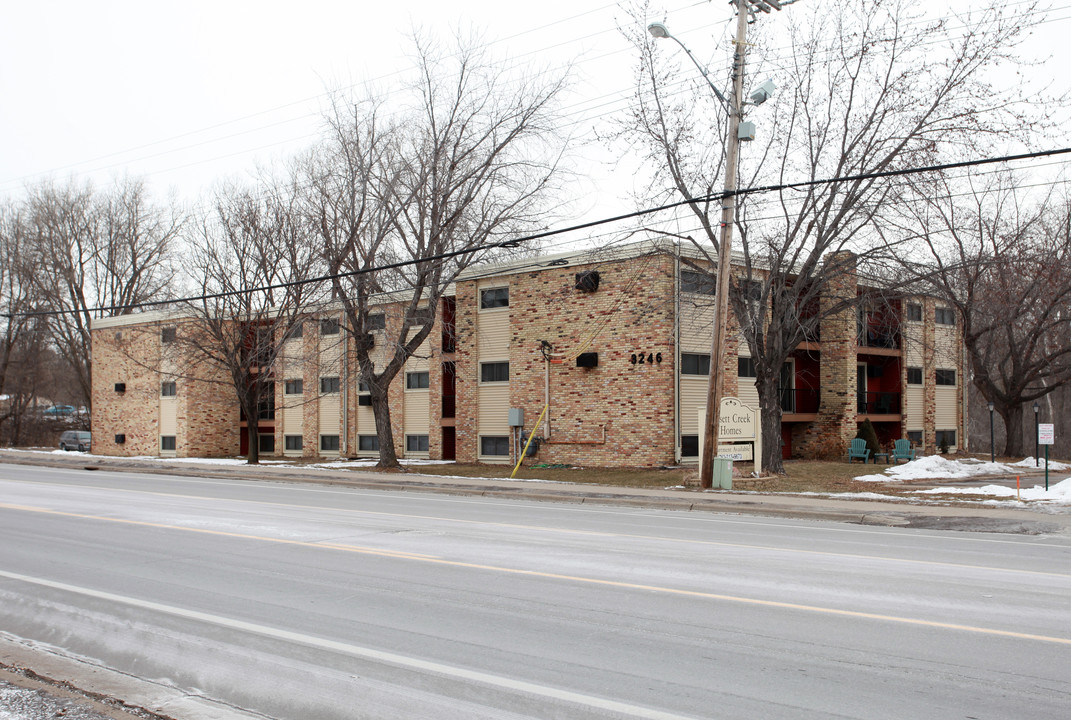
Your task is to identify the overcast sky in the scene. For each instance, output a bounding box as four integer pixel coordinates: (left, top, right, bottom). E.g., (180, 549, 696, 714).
(3, 1, 1069, 234)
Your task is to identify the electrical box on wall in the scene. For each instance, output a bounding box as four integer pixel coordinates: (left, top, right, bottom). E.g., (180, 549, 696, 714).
(509, 408, 524, 427)
(577, 352, 598, 368)
(114, 434, 126, 444)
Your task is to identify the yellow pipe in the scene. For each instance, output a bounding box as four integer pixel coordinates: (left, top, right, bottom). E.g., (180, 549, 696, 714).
(511, 404, 549, 478)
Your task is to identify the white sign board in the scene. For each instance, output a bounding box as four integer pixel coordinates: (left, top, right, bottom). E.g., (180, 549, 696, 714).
(1039, 423, 1055, 445)
(698, 397, 762, 475)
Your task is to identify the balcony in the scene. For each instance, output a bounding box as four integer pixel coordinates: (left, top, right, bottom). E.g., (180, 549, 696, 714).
(857, 391, 901, 415)
(858, 328, 900, 349)
(781, 388, 820, 414)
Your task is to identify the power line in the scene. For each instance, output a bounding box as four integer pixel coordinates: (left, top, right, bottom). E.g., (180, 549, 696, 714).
(9, 145, 1071, 320)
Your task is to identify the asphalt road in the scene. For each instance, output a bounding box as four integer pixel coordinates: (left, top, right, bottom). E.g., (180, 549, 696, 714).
(1, 463, 1069, 719)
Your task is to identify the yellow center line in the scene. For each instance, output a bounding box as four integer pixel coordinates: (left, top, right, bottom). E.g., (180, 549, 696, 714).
(4, 477, 1068, 580)
(2, 500, 1069, 646)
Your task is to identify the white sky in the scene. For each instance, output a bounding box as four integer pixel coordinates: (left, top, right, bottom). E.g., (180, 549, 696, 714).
(3, 1, 1070, 236)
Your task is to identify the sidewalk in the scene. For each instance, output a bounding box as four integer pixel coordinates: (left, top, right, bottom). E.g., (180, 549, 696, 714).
(4, 449, 1069, 536)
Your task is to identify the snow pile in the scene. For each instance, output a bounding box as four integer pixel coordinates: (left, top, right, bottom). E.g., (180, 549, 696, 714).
(913, 478, 1071, 504)
(854, 455, 1023, 483)
(1009, 457, 1071, 471)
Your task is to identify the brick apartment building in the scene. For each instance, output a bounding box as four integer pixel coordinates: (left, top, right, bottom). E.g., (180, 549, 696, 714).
(91, 242, 966, 466)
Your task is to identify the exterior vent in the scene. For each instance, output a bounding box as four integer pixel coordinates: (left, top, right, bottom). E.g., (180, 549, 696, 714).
(114, 434, 126, 444)
(114, 383, 126, 392)
(358, 395, 372, 406)
(575, 271, 601, 293)
(577, 352, 599, 368)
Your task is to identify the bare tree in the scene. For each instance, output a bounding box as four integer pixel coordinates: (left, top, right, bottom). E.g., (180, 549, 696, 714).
(892, 172, 1071, 456)
(22, 177, 181, 410)
(176, 177, 322, 464)
(621, 0, 1041, 472)
(306, 34, 569, 467)
(0, 201, 50, 442)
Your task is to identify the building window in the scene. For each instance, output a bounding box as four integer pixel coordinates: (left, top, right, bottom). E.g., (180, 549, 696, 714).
(680, 270, 715, 295)
(906, 367, 923, 385)
(320, 376, 340, 394)
(160, 435, 176, 451)
(480, 287, 509, 309)
(935, 307, 956, 326)
(738, 357, 757, 378)
(287, 322, 303, 340)
(907, 303, 922, 322)
(480, 361, 509, 383)
(481, 436, 510, 456)
(259, 434, 275, 453)
(406, 435, 429, 452)
(285, 379, 303, 395)
(936, 368, 956, 386)
(936, 429, 957, 448)
(409, 307, 434, 324)
(681, 353, 710, 376)
(907, 430, 922, 446)
(367, 313, 385, 330)
(161, 327, 176, 344)
(320, 435, 340, 452)
(358, 435, 380, 451)
(161, 381, 177, 397)
(357, 380, 372, 406)
(320, 318, 340, 335)
(406, 371, 430, 389)
(681, 435, 699, 457)
(285, 435, 303, 451)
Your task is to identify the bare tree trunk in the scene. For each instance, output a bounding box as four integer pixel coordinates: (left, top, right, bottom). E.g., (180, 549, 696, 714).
(999, 402, 1025, 458)
(756, 372, 785, 474)
(369, 391, 399, 468)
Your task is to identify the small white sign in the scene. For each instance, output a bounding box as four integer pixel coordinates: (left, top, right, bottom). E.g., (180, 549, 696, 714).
(1039, 423, 1055, 445)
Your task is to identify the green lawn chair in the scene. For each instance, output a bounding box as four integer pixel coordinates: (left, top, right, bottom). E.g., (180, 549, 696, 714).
(892, 438, 915, 464)
(848, 438, 871, 463)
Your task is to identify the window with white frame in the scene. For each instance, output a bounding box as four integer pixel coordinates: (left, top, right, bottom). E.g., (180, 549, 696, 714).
(284, 379, 303, 395)
(320, 435, 340, 452)
(320, 376, 340, 394)
(907, 367, 923, 385)
(681, 353, 710, 376)
(161, 381, 176, 397)
(406, 371, 429, 389)
(906, 304, 922, 322)
(480, 361, 509, 383)
(935, 368, 956, 386)
(406, 435, 429, 452)
(935, 307, 956, 326)
(285, 435, 303, 451)
(480, 287, 509, 309)
(358, 435, 379, 451)
(160, 436, 176, 452)
(480, 436, 510, 456)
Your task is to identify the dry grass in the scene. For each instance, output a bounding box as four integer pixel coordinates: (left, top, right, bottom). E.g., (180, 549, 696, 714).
(393, 458, 912, 493)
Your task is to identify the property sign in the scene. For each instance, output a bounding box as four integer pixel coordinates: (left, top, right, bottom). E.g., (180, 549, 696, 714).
(1039, 423, 1055, 445)
(698, 397, 762, 475)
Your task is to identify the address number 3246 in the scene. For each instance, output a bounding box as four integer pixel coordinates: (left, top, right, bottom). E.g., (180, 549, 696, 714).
(629, 352, 662, 365)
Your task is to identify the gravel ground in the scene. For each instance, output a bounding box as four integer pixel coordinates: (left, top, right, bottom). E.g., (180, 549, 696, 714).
(0, 674, 160, 720)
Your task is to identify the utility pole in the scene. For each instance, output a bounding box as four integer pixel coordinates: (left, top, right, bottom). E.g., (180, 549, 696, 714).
(650, 1, 796, 487)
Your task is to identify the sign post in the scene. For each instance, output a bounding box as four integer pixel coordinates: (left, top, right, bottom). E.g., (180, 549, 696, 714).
(1039, 423, 1055, 491)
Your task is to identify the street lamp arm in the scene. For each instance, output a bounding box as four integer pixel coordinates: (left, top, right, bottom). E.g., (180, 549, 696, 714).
(649, 24, 733, 115)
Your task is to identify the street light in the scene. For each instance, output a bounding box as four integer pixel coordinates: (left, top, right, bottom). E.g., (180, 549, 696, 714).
(987, 400, 995, 463)
(648, 2, 787, 488)
(1033, 401, 1040, 467)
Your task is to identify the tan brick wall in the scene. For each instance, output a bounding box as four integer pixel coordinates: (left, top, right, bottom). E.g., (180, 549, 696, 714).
(453, 253, 678, 467)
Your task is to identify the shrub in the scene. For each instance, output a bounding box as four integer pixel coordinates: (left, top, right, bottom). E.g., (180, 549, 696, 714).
(856, 419, 881, 456)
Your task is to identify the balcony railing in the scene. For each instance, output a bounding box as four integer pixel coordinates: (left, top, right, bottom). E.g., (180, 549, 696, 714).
(781, 388, 819, 414)
(858, 328, 901, 349)
(857, 391, 901, 415)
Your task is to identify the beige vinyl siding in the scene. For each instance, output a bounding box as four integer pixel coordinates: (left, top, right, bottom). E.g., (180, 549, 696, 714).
(679, 377, 707, 435)
(318, 394, 341, 435)
(478, 384, 510, 436)
(477, 285, 510, 355)
(934, 325, 958, 366)
(905, 386, 924, 430)
(160, 396, 177, 435)
(935, 387, 958, 431)
(679, 304, 714, 353)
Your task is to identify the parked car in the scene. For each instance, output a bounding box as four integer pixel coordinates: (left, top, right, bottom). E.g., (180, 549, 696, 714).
(44, 405, 77, 417)
(59, 430, 91, 452)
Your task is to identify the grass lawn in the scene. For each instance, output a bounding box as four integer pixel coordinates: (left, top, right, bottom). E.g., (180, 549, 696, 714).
(391, 458, 912, 495)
